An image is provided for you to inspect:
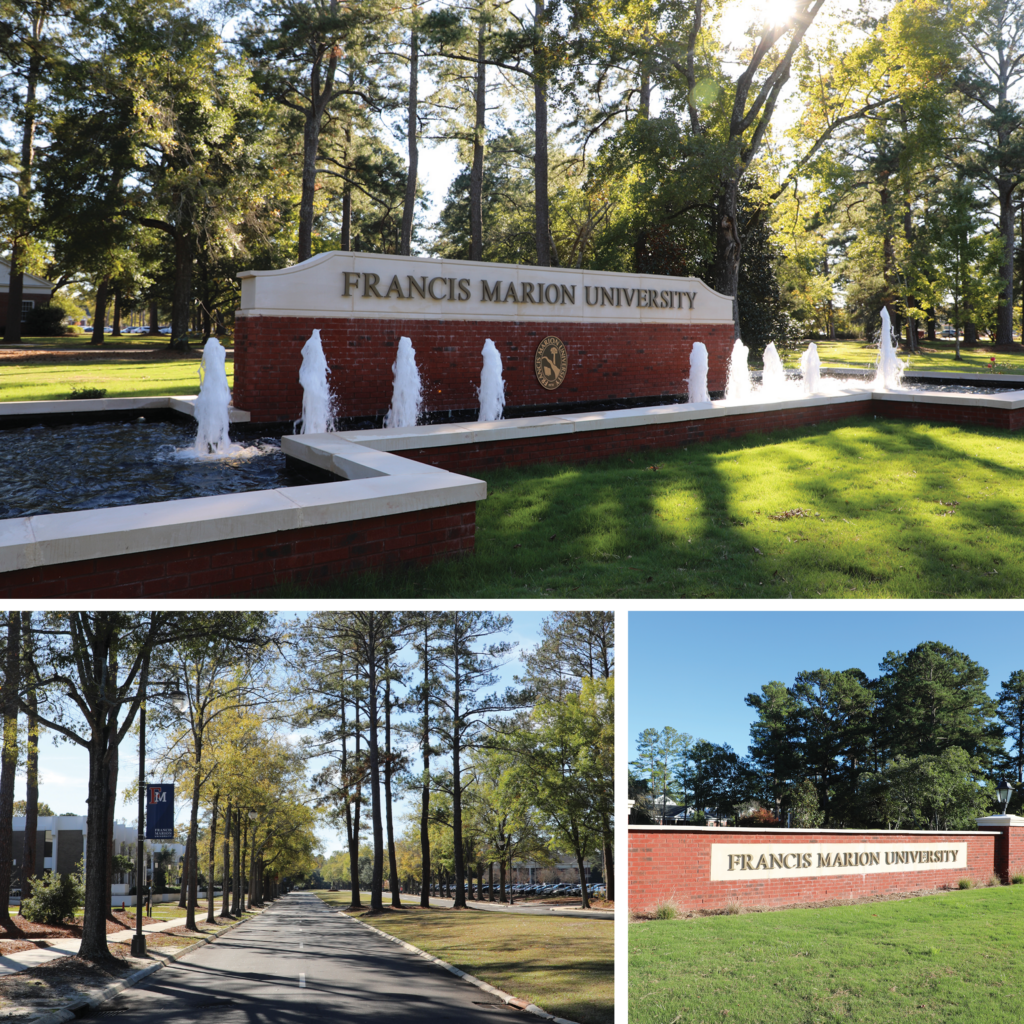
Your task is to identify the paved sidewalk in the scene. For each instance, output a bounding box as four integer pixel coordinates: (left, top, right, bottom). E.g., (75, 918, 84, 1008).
(0, 917, 187, 976)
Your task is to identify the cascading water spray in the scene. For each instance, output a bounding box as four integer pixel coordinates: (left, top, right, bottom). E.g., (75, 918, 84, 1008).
(687, 342, 710, 403)
(800, 342, 821, 395)
(297, 329, 336, 434)
(384, 336, 423, 428)
(193, 337, 234, 456)
(873, 307, 905, 389)
(725, 338, 752, 402)
(760, 342, 788, 397)
(477, 338, 506, 422)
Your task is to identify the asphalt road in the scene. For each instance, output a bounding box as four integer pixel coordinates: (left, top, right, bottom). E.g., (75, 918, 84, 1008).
(89, 892, 522, 1023)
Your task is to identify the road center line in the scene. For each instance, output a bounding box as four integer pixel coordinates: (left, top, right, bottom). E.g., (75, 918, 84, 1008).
(299, 973, 306, 988)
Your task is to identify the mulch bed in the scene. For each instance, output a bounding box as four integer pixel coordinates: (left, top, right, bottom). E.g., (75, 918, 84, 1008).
(0, 939, 37, 955)
(0, 912, 161, 940)
(0, 953, 136, 1009)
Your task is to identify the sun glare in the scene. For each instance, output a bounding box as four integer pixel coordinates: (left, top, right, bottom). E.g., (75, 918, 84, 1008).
(757, 0, 797, 28)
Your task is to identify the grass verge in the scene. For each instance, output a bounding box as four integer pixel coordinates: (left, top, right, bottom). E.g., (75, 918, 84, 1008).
(316, 891, 613, 1024)
(630, 884, 1024, 1024)
(275, 417, 1024, 599)
(793, 336, 1024, 375)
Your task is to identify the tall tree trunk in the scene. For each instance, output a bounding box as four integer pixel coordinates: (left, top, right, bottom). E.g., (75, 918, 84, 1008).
(451, 641, 467, 909)
(241, 817, 249, 909)
(111, 287, 122, 337)
(3, 33, 40, 347)
(400, 31, 419, 256)
(533, 0, 551, 267)
(384, 669, 401, 907)
(91, 277, 110, 346)
(221, 798, 231, 917)
(24, 664, 38, 895)
(232, 809, 241, 915)
(419, 625, 432, 908)
(104, 742, 119, 920)
(712, 179, 742, 336)
(366, 621, 385, 913)
(186, 761, 202, 928)
(488, 861, 494, 902)
(997, 176, 1016, 347)
(179, 833, 190, 908)
(603, 821, 614, 902)
(81, 736, 115, 960)
(469, 21, 487, 261)
(169, 226, 192, 352)
(0, 615, 20, 927)
(345, 693, 362, 908)
(298, 107, 323, 262)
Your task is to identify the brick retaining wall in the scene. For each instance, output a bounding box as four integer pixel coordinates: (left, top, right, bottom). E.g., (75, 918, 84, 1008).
(0, 502, 476, 598)
(628, 825, 1016, 915)
(233, 316, 736, 424)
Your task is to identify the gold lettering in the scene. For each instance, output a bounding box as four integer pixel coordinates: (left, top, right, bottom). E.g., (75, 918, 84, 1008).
(504, 282, 519, 303)
(685, 291, 696, 309)
(482, 280, 502, 302)
(458, 278, 471, 301)
(343, 272, 361, 297)
(585, 286, 599, 306)
(407, 276, 428, 299)
(755, 854, 768, 871)
(384, 275, 405, 300)
(428, 277, 447, 300)
(363, 273, 381, 298)
(802, 853, 812, 868)
(560, 284, 575, 304)
(521, 282, 536, 303)
(783, 853, 797, 869)
(545, 283, 560, 303)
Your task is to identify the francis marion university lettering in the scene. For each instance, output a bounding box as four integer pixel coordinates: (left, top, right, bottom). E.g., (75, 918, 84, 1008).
(708, 843, 969, 881)
(341, 271, 698, 310)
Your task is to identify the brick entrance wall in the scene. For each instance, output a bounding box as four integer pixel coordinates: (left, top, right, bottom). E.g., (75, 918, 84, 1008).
(629, 826, 1006, 914)
(233, 316, 735, 424)
(0, 502, 476, 599)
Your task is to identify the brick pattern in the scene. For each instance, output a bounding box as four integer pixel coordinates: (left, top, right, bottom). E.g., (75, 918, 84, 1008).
(629, 827, 1000, 914)
(234, 315, 736, 423)
(977, 823, 1024, 882)
(877, 400, 1024, 430)
(0, 503, 476, 598)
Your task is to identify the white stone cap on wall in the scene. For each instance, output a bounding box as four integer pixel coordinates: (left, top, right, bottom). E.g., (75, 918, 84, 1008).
(236, 250, 734, 325)
(628, 824, 992, 835)
(976, 815, 1024, 827)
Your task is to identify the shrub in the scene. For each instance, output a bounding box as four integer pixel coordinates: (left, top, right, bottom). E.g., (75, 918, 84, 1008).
(988, 874, 1002, 887)
(1011, 874, 1024, 885)
(24, 301, 73, 337)
(737, 807, 783, 828)
(957, 878, 973, 890)
(724, 900, 742, 915)
(653, 902, 677, 920)
(66, 386, 107, 400)
(20, 870, 85, 925)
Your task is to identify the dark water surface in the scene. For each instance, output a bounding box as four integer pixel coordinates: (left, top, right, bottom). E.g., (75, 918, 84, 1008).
(0, 420, 318, 520)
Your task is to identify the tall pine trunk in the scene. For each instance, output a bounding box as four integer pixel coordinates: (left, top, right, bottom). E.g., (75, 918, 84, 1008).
(533, 0, 551, 267)
(469, 21, 487, 260)
(24, 667, 39, 895)
(0, 615, 20, 928)
(221, 798, 231, 917)
(384, 670, 401, 907)
(207, 792, 218, 924)
(400, 31, 419, 256)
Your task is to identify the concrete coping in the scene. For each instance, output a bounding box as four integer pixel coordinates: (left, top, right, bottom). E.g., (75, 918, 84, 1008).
(0, 395, 251, 422)
(338, 385, 1024, 453)
(628, 824, 995, 835)
(0, 420, 485, 574)
(975, 815, 1024, 827)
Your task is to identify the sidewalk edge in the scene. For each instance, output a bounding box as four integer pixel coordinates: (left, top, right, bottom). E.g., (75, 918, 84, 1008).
(338, 908, 583, 1024)
(28, 910, 260, 1024)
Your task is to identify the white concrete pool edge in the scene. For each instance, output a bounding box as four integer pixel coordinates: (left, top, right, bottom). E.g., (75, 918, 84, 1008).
(2, 384, 1023, 575)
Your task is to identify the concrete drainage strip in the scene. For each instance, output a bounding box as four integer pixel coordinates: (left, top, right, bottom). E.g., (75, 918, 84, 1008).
(2, 385, 1023, 579)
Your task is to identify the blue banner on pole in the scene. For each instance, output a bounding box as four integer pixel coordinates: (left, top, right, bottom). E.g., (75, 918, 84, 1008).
(145, 784, 174, 840)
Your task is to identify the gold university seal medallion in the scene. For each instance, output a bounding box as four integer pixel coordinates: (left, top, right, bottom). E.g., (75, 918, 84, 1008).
(535, 336, 568, 390)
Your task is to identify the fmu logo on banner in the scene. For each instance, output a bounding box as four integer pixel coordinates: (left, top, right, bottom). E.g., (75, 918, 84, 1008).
(145, 783, 174, 840)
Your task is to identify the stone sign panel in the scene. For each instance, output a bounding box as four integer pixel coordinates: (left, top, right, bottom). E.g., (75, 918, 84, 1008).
(237, 250, 733, 325)
(709, 842, 969, 881)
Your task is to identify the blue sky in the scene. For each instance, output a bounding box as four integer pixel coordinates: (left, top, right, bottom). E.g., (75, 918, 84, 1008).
(628, 610, 1024, 764)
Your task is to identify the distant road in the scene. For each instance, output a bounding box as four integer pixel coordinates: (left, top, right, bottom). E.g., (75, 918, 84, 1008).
(96, 891, 522, 1022)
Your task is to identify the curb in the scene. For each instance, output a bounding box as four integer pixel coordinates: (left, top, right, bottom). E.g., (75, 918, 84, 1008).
(337, 908, 583, 1024)
(28, 911, 260, 1024)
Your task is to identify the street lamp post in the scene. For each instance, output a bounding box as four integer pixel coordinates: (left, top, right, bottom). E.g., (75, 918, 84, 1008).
(131, 675, 185, 958)
(996, 779, 1014, 815)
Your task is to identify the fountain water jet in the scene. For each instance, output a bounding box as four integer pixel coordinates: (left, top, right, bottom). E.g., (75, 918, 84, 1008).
(193, 337, 234, 456)
(477, 338, 505, 422)
(760, 342, 790, 397)
(800, 342, 821, 395)
(297, 329, 336, 434)
(725, 339, 752, 402)
(873, 307, 905, 389)
(384, 336, 423, 428)
(687, 342, 710, 403)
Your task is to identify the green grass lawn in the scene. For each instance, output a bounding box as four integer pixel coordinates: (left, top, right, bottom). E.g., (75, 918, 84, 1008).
(275, 417, 1024, 599)
(791, 336, 1024, 375)
(316, 891, 613, 1024)
(630, 884, 1024, 1024)
(0, 345, 230, 401)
